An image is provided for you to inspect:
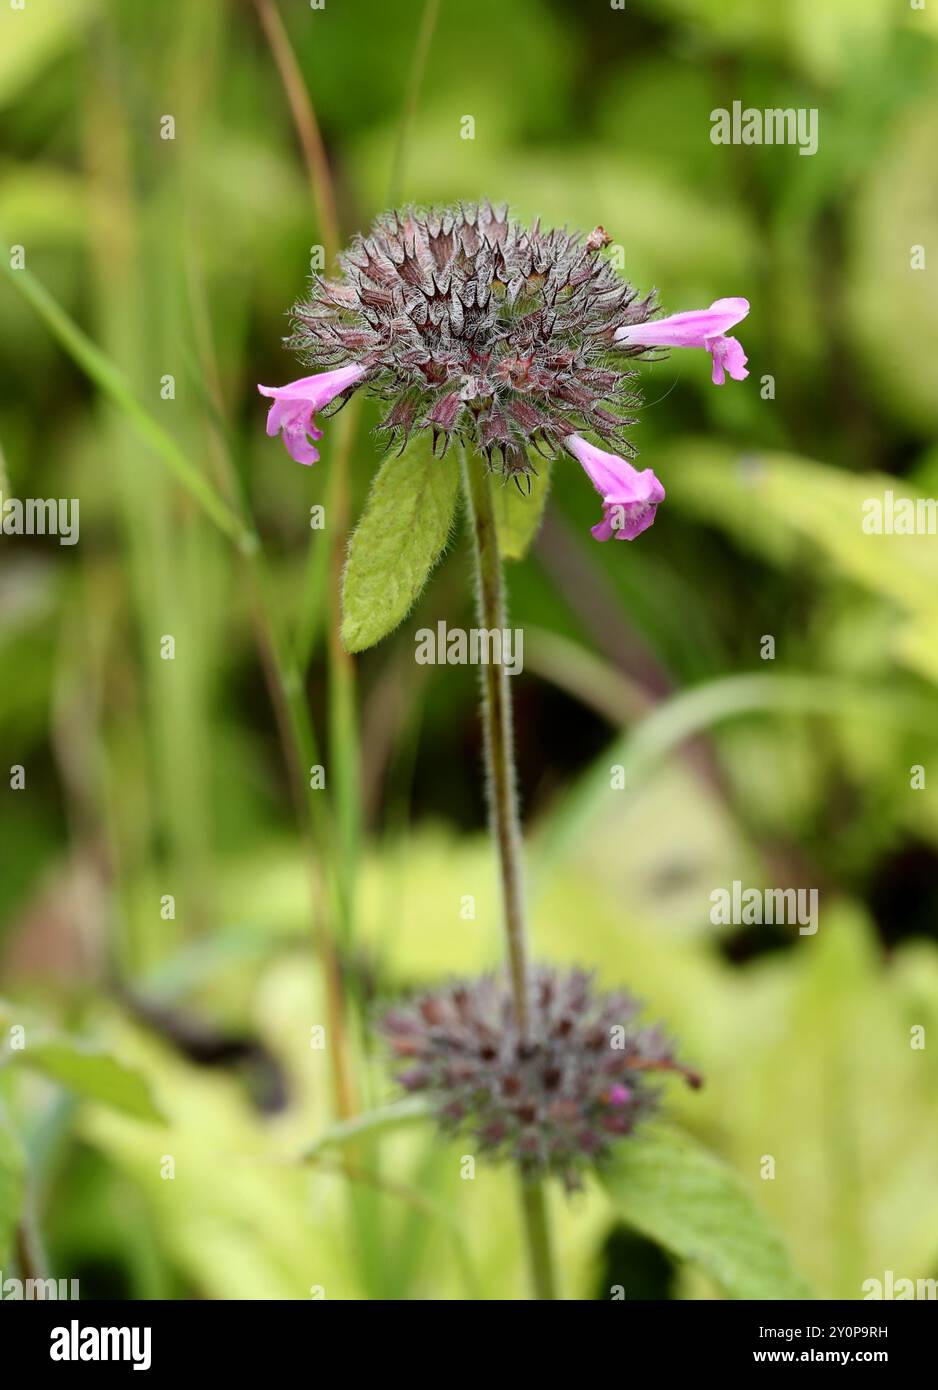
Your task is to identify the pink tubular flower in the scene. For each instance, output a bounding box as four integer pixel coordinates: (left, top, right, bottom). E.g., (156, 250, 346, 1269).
(257, 363, 365, 465)
(607, 1084, 632, 1107)
(615, 297, 750, 385)
(566, 434, 665, 542)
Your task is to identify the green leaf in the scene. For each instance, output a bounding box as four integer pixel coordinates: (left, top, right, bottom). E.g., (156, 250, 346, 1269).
(341, 438, 459, 652)
(662, 440, 938, 687)
(601, 1126, 813, 1300)
(493, 459, 552, 561)
(302, 1096, 430, 1160)
(22, 1040, 164, 1124)
(0, 1005, 164, 1124)
(0, 1108, 25, 1265)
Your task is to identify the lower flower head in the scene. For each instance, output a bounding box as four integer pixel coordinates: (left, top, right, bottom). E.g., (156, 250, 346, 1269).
(380, 965, 700, 1190)
(566, 434, 665, 541)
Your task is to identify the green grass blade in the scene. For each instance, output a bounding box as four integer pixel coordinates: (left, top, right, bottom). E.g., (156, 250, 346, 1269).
(0, 260, 255, 550)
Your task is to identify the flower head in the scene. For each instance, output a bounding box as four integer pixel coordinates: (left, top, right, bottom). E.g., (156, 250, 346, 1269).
(614, 296, 750, 385)
(380, 965, 700, 1190)
(257, 363, 365, 465)
(285, 203, 655, 474)
(566, 434, 665, 541)
(259, 203, 749, 540)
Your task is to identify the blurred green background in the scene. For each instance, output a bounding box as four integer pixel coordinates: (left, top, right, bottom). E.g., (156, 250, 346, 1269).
(2, 0, 938, 1301)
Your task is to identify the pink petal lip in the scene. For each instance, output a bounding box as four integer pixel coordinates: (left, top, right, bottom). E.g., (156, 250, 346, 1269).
(709, 334, 749, 385)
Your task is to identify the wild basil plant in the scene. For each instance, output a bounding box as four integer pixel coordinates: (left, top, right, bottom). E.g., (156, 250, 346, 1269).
(259, 203, 750, 1299)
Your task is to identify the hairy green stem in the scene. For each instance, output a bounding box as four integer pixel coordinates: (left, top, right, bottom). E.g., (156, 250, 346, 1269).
(518, 1177, 559, 1301)
(463, 452, 530, 1036)
(463, 451, 559, 1301)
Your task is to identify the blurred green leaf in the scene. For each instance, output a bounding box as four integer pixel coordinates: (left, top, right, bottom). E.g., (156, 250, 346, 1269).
(601, 1127, 813, 1300)
(0, 1107, 25, 1265)
(0, 0, 99, 108)
(732, 907, 938, 1298)
(847, 97, 938, 433)
(664, 441, 938, 685)
(635, 0, 891, 82)
(493, 460, 552, 561)
(341, 438, 459, 652)
(303, 1097, 431, 1160)
(0, 166, 89, 244)
(19, 1041, 164, 1125)
(534, 671, 854, 888)
(0, 1003, 163, 1124)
